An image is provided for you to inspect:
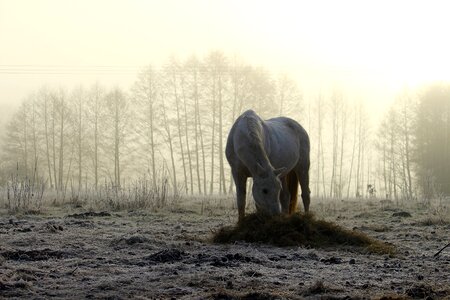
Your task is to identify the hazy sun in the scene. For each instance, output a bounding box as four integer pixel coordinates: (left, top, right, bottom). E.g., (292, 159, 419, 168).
(227, 1, 450, 88)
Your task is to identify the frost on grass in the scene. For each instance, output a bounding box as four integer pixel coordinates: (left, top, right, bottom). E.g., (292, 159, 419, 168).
(213, 212, 396, 255)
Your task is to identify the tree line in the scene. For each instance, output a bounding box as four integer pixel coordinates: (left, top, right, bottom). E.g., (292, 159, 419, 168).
(377, 84, 450, 200)
(1, 52, 449, 199)
(0, 52, 304, 196)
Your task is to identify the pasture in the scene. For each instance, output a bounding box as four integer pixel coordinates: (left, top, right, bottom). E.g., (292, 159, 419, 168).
(1, 196, 449, 299)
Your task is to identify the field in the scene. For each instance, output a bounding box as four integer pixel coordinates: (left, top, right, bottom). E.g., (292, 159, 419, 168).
(1, 196, 449, 299)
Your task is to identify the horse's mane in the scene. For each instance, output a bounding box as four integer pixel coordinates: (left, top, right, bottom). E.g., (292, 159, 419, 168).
(244, 114, 263, 145)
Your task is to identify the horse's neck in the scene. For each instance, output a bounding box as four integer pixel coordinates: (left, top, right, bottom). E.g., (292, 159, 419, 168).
(241, 115, 272, 172)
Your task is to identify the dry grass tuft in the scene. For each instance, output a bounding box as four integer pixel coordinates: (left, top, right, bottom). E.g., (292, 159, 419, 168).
(213, 212, 395, 255)
(416, 216, 450, 226)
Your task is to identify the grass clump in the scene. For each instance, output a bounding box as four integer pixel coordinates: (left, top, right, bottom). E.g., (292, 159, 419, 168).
(416, 216, 450, 226)
(213, 212, 395, 255)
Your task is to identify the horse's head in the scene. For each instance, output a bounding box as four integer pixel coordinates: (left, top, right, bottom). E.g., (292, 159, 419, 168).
(252, 164, 286, 216)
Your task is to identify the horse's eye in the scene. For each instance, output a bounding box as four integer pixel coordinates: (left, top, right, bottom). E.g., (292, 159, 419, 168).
(262, 188, 268, 194)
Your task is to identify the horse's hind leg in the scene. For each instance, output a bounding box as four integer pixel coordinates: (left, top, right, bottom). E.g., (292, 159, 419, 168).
(279, 176, 290, 214)
(287, 171, 299, 214)
(298, 168, 310, 212)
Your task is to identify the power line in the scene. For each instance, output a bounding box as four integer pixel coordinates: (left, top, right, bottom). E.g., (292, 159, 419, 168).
(0, 65, 141, 75)
(0, 71, 139, 75)
(0, 64, 289, 75)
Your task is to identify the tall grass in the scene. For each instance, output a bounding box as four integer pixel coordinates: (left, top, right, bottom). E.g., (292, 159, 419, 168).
(4, 174, 45, 213)
(0, 174, 174, 213)
(93, 178, 170, 211)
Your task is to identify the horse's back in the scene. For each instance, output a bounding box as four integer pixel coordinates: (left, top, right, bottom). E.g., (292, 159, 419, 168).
(266, 117, 309, 144)
(226, 111, 309, 172)
(265, 116, 310, 155)
(259, 117, 308, 170)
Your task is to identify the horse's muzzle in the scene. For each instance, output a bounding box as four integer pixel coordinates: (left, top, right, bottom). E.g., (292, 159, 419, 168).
(255, 202, 282, 217)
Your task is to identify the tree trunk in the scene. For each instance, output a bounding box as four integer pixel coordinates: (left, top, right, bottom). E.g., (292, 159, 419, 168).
(161, 94, 177, 195)
(77, 93, 82, 190)
(330, 94, 338, 198)
(44, 95, 53, 188)
(31, 100, 38, 183)
(51, 96, 58, 191)
(382, 143, 387, 198)
(316, 94, 322, 197)
(114, 90, 120, 188)
(218, 74, 226, 195)
(22, 105, 28, 178)
(94, 87, 99, 190)
(347, 105, 357, 199)
(338, 100, 347, 199)
(355, 104, 362, 197)
(180, 76, 194, 195)
(192, 68, 203, 194)
(58, 94, 65, 192)
(209, 75, 216, 195)
(171, 69, 188, 194)
(402, 101, 413, 200)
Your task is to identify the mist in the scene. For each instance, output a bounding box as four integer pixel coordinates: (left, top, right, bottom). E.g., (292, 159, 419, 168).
(2, 0, 450, 199)
(1, 1, 449, 298)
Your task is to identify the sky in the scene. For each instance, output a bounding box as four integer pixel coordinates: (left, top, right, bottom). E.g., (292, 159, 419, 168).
(1, 0, 450, 121)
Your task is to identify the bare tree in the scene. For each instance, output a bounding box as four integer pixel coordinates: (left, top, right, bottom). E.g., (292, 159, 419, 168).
(337, 95, 348, 198)
(276, 73, 303, 119)
(70, 86, 87, 190)
(132, 67, 160, 189)
(185, 57, 207, 194)
(397, 92, 415, 200)
(41, 89, 54, 188)
(315, 92, 327, 197)
(55, 89, 67, 193)
(160, 92, 178, 195)
(167, 59, 188, 194)
(104, 88, 131, 188)
(179, 67, 194, 195)
(86, 83, 104, 190)
(1, 101, 30, 178)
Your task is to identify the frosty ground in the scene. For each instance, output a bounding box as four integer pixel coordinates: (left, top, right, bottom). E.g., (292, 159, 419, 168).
(1, 197, 449, 299)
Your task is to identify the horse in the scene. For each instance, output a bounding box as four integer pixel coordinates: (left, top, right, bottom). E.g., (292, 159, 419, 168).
(225, 109, 310, 222)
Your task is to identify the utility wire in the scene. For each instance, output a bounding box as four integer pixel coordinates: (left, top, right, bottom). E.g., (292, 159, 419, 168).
(0, 64, 282, 75)
(0, 65, 141, 75)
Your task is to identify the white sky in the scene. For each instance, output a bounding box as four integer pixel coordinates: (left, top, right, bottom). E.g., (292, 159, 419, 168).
(1, 0, 450, 118)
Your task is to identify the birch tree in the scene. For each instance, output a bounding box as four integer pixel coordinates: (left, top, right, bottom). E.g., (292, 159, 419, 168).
(132, 66, 161, 189)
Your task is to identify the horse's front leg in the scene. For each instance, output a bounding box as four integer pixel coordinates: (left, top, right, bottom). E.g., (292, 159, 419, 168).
(232, 170, 247, 223)
(279, 176, 290, 214)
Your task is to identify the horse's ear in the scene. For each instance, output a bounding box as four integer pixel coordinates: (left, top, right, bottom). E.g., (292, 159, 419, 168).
(274, 167, 287, 178)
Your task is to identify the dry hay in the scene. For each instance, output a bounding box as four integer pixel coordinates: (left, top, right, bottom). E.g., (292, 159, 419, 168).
(213, 213, 395, 255)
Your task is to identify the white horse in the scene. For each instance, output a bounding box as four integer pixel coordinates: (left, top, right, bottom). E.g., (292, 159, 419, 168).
(226, 110, 310, 222)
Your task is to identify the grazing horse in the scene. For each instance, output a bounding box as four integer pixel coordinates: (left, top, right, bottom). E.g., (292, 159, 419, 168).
(226, 109, 310, 222)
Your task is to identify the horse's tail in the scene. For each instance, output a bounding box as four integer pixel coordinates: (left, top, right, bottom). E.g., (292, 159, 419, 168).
(287, 171, 299, 214)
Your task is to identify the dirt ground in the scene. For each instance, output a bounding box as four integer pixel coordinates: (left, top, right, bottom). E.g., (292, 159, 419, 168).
(1, 197, 449, 299)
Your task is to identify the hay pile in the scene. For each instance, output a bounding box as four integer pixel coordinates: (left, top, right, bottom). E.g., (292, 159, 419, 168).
(213, 213, 395, 255)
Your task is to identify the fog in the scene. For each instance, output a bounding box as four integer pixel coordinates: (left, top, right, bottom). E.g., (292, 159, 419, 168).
(1, 0, 450, 200)
(1, 2, 450, 298)
(3, 1, 450, 109)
